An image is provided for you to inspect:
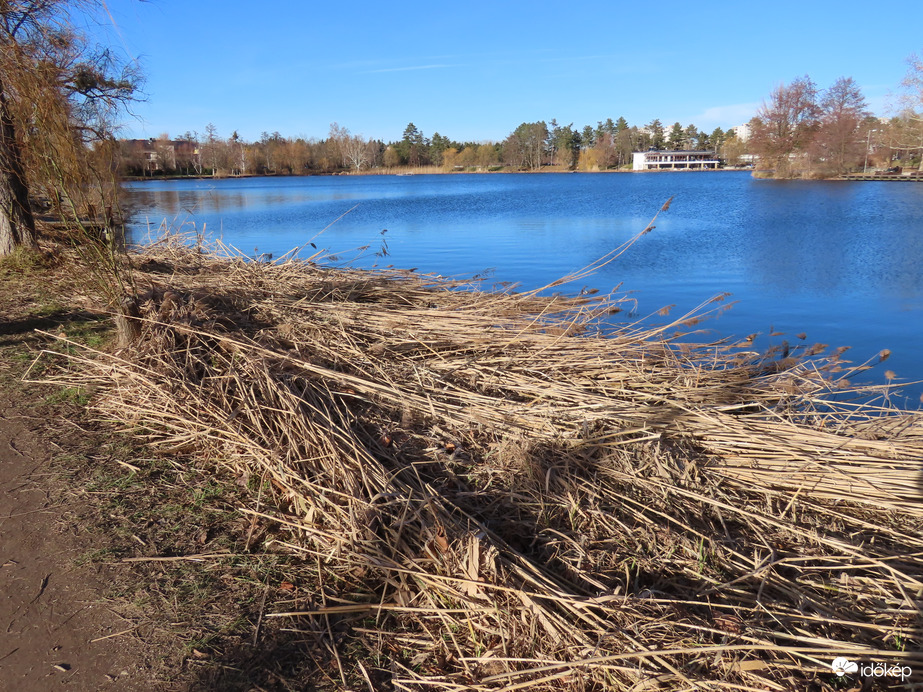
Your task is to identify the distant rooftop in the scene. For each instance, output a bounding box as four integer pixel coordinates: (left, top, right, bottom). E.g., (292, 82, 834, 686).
(634, 149, 716, 155)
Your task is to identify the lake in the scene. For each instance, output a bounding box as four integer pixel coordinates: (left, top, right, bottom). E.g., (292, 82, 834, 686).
(122, 172, 923, 407)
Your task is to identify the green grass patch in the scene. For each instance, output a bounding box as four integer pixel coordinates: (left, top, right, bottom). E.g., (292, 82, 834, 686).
(0, 245, 55, 277)
(44, 386, 91, 407)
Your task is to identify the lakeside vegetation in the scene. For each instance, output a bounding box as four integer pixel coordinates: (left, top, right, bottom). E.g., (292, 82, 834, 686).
(749, 73, 923, 178)
(18, 227, 923, 689)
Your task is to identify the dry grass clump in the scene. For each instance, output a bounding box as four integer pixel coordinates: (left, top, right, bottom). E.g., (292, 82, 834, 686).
(30, 230, 923, 690)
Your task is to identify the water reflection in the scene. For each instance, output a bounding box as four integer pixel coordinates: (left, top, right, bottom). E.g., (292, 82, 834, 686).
(126, 182, 369, 220)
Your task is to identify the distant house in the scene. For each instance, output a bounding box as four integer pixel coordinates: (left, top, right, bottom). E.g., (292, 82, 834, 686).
(121, 138, 200, 174)
(632, 150, 719, 171)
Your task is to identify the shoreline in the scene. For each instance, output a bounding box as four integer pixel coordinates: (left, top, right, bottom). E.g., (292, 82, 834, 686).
(122, 167, 757, 182)
(122, 166, 923, 186)
(122, 167, 923, 183)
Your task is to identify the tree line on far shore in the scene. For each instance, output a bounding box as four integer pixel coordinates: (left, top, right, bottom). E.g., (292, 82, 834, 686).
(119, 117, 753, 178)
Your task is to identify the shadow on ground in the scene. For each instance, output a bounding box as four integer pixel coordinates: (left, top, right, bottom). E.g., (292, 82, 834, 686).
(183, 625, 339, 691)
(0, 308, 108, 345)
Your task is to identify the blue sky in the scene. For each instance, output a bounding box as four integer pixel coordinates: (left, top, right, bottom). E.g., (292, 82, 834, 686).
(88, 0, 922, 144)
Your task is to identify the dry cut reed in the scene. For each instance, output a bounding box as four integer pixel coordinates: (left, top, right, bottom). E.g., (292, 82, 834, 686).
(30, 227, 923, 690)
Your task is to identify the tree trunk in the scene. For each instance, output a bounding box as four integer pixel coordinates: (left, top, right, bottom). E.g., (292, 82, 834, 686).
(0, 75, 36, 257)
(115, 296, 141, 349)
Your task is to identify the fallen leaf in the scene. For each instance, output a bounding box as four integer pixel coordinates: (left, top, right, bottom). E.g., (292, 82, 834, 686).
(714, 614, 743, 634)
(434, 531, 449, 554)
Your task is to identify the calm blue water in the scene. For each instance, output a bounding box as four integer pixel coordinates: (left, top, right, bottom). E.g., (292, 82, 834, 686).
(123, 173, 923, 407)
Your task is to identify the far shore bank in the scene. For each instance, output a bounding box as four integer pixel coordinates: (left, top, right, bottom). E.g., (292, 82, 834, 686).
(123, 166, 759, 182)
(123, 166, 923, 183)
(122, 164, 923, 183)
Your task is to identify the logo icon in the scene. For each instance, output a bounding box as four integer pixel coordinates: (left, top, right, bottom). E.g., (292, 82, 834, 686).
(832, 657, 859, 676)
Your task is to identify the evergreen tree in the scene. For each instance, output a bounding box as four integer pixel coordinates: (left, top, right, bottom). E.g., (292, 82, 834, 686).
(554, 123, 579, 168)
(647, 119, 665, 149)
(668, 122, 685, 149)
(547, 118, 560, 165)
(430, 132, 451, 166)
(399, 122, 425, 166)
(684, 123, 699, 149)
(581, 124, 596, 149)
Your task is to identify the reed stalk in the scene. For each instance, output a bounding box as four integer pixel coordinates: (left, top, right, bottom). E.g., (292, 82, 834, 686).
(28, 226, 923, 689)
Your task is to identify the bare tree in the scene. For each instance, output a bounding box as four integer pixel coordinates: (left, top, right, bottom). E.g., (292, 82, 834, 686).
(342, 134, 373, 172)
(720, 129, 750, 167)
(614, 128, 633, 168)
(328, 122, 373, 172)
(895, 52, 923, 170)
(594, 132, 618, 169)
(812, 77, 870, 175)
(153, 133, 175, 173)
(174, 131, 200, 176)
(503, 122, 547, 170)
(200, 122, 222, 175)
(0, 1, 138, 256)
(750, 76, 820, 176)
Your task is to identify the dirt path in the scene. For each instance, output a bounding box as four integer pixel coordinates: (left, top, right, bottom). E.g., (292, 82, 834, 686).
(0, 392, 149, 690)
(0, 253, 318, 691)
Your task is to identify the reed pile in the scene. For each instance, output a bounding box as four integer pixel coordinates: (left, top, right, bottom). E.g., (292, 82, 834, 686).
(31, 229, 923, 690)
